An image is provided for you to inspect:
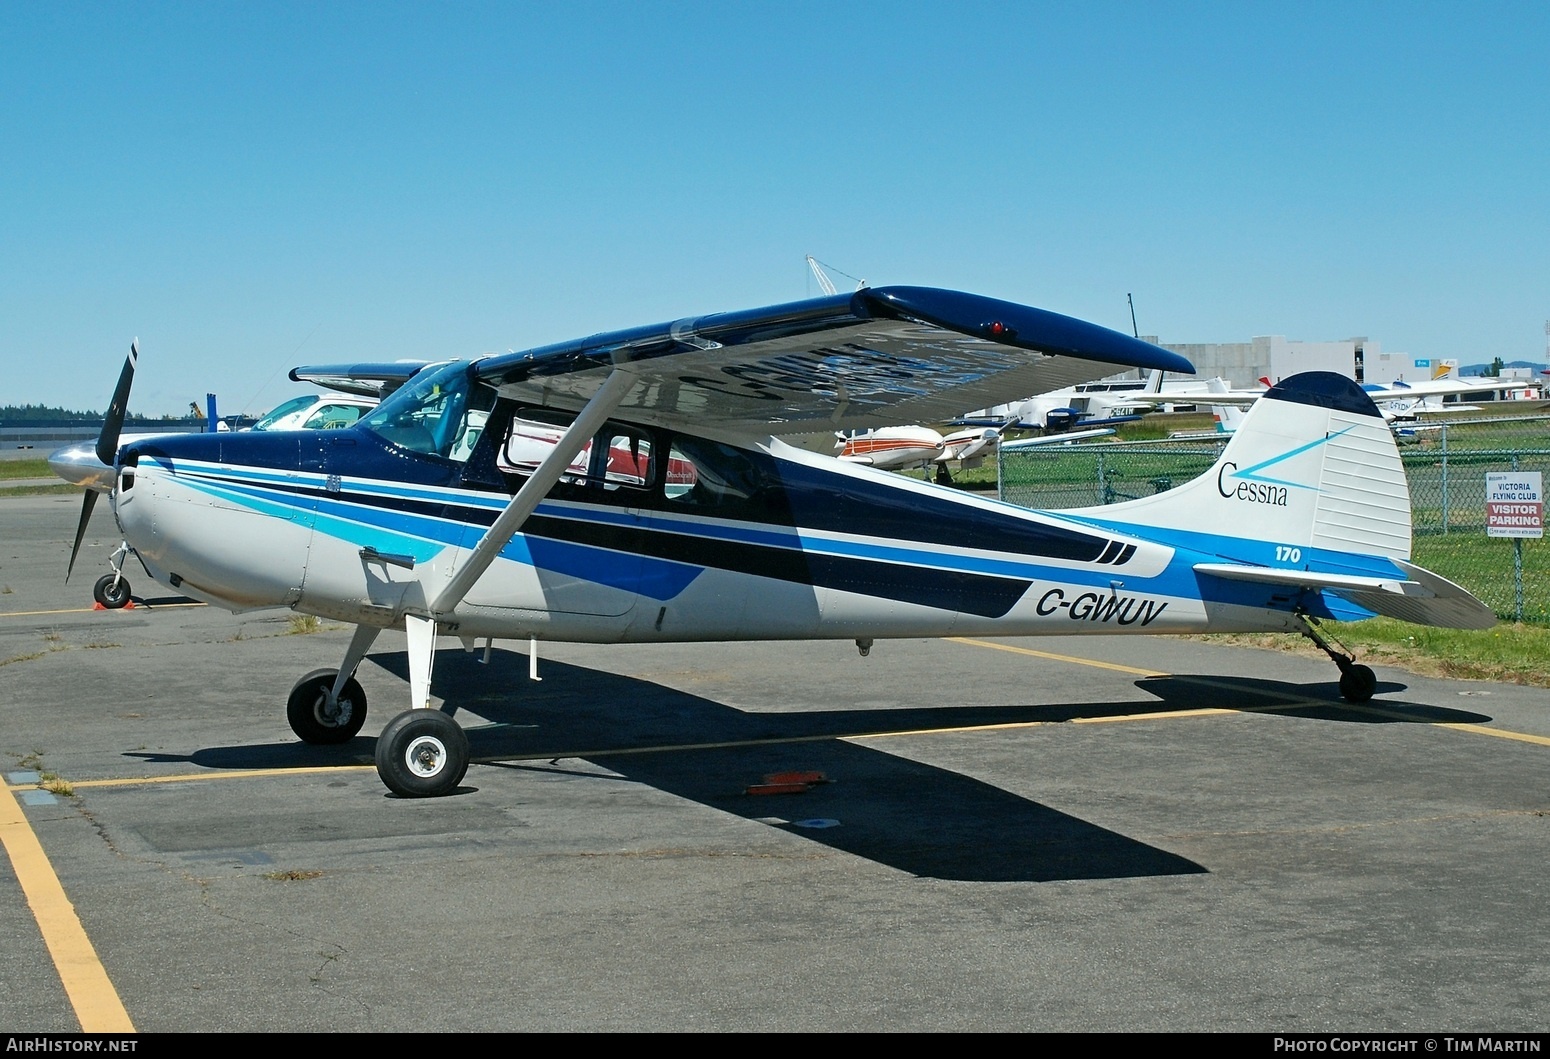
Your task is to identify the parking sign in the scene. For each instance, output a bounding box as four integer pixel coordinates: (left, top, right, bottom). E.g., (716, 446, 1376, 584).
(1485, 472, 1544, 539)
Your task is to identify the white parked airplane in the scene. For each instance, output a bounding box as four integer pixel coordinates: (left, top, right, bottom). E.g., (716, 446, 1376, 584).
(1187, 376, 1494, 429)
(54, 287, 1494, 799)
(837, 424, 1008, 467)
(838, 422, 1109, 483)
(961, 369, 1164, 433)
(244, 391, 379, 432)
(835, 425, 946, 468)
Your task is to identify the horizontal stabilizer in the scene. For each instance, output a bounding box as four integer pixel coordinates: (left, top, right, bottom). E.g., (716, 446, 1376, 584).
(1195, 560, 1496, 630)
(1193, 563, 1425, 596)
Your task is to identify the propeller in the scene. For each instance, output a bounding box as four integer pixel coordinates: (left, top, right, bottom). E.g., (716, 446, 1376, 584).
(67, 340, 138, 582)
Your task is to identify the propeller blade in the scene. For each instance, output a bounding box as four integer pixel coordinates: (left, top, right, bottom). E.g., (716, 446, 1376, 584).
(66, 489, 99, 583)
(96, 339, 138, 467)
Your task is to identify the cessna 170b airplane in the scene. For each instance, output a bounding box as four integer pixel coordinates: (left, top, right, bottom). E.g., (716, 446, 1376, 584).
(54, 286, 1495, 798)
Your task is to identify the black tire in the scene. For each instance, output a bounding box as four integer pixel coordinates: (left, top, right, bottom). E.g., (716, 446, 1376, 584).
(287, 669, 369, 744)
(1338, 664, 1377, 703)
(375, 709, 469, 798)
(93, 574, 131, 609)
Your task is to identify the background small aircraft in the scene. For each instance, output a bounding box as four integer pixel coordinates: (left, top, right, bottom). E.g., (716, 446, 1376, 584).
(838, 422, 1115, 484)
(244, 391, 379, 432)
(1186, 375, 1498, 432)
(960, 370, 1161, 433)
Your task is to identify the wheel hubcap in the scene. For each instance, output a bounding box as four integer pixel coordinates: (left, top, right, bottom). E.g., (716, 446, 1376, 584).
(405, 735, 447, 778)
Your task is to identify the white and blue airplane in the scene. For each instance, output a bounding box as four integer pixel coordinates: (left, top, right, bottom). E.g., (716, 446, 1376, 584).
(54, 287, 1494, 798)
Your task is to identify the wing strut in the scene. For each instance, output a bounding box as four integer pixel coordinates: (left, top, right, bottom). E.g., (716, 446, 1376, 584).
(429, 362, 639, 617)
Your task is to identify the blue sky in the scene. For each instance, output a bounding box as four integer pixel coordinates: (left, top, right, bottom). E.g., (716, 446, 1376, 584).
(3, 1, 1546, 416)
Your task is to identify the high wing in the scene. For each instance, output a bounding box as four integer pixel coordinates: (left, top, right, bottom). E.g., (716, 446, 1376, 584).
(289, 361, 433, 398)
(290, 288, 1190, 632)
(998, 427, 1117, 449)
(1201, 377, 1488, 428)
(1365, 379, 1480, 399)
(1201, 378, 1480, 407)
(466, 287, 1191, 436)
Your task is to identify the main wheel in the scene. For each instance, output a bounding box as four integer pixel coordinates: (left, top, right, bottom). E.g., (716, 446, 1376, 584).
(93, 574, 131, 609)
(287, 669, 369, 744)
(1338, 663, 1377, 703)
(375, 709, 469, 798)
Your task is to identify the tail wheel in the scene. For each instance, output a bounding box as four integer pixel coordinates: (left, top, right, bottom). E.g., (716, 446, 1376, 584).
(1338, 664, 1377, 703)
(93, 574, 132, 609)
(287, 669, 369, 744)
(375, 709, 469, 798)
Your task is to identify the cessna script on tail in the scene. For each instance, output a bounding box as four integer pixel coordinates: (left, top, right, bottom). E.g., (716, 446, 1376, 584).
(56, 287, 1494, 798)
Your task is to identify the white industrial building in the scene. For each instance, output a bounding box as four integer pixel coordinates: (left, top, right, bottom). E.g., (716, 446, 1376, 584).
(1090, 333, 1542, 409)
(1151, 335, 1447, 389)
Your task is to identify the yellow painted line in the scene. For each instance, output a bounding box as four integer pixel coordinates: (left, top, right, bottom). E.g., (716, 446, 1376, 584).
(0, 782, 135, 1032)
(8, 764, 378, 792)
(1070, 707, 1238, 724)
(0, 602, 205, 619)
(950, 636, 1169, 677)
(834, 707, 1243, 740)
(0, 607, 105, 618)
(1436, 722, 1550, 748)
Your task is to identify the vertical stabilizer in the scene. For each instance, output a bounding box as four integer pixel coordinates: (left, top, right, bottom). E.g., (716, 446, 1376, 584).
(1071, 372, 1411, 560)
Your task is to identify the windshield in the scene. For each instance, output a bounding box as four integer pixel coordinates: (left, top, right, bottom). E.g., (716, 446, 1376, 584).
(359, 361, 488, 461)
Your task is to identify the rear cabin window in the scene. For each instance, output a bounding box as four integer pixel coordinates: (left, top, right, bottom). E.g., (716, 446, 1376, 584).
(660, 436, 789, 521)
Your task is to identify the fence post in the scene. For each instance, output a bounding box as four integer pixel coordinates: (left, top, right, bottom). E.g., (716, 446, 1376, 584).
(1440, 422, 1449, 534)
(1511, 454, 1524, 623)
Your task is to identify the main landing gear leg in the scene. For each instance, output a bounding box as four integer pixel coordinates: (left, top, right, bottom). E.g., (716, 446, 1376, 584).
(1294, 612, 1377, 703)
(374, 614, 469, 798)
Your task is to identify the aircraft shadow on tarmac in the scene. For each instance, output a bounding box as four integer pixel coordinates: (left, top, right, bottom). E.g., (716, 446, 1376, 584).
(1133, 674, 1493, 725)
(127, 647, 1493, 884)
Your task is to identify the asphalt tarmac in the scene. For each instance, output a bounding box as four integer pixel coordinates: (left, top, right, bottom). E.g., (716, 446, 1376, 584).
(2, 493, 1547, 1033)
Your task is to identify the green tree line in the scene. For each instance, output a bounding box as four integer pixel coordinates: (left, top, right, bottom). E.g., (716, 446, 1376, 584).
(0, 404, 198, 423)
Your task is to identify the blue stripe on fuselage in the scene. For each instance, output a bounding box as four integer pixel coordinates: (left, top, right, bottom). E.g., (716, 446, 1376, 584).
(143, 452, 1357, 622)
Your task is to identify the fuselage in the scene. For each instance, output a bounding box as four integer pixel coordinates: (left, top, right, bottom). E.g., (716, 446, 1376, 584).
(109, 377, 1316, 645)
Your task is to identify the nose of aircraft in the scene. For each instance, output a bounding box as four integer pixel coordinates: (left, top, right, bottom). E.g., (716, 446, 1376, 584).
(108, 432, 324, 611)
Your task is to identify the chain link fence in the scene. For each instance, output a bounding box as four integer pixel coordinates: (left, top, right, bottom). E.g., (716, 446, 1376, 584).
(998, 414, 1550, 624)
